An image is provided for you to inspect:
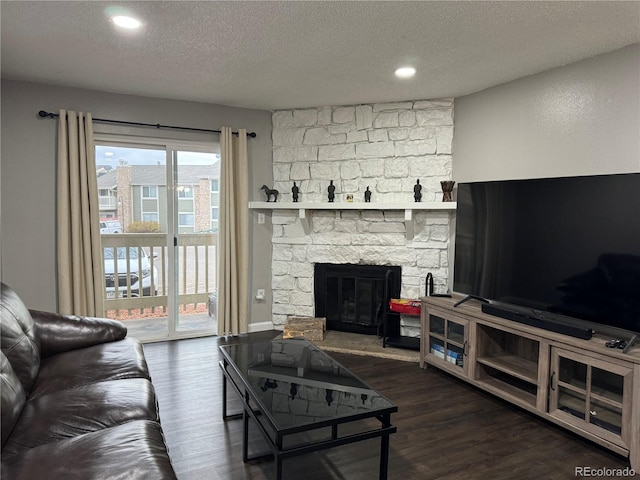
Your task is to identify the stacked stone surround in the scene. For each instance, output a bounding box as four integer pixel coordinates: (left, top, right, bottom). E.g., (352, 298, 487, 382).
(270, 99, 455, 335)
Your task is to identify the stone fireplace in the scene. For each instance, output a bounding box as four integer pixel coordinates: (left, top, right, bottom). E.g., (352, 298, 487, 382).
(269, 99, 455, 337)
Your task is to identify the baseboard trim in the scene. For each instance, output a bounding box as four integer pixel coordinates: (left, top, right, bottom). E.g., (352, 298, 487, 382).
(248, 321, 274, 333)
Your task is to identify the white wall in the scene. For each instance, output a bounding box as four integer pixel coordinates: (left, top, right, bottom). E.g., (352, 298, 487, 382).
(0, 80, 273, 327)
(453, 44, 640, 182)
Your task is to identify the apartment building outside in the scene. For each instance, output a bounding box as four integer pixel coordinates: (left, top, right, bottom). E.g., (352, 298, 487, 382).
(97, 163, 220, 233)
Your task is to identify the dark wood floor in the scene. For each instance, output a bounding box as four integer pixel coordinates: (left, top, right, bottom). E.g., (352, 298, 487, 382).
(143, 331, 635, 480)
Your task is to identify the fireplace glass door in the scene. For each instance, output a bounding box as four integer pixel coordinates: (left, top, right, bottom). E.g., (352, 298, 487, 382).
(315, 264, 401, 335)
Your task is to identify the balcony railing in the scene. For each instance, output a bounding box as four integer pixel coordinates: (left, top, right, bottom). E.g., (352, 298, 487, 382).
(101, 233, 217, 318)
(98, 196, 118, 209)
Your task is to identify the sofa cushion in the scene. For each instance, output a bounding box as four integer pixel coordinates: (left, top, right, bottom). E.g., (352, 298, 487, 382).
(29, 337, 151, 400)
(1, 419, 178, 480)
(3, 378, 160, 455)
(0, 283, 41, 393)
(1, 351, 26, 448)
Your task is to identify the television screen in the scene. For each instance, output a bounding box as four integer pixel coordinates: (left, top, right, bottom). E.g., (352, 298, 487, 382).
(453, 173, 640, 335)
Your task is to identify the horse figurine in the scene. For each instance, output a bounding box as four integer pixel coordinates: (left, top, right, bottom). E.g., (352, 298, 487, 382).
(261, 185, 279, 202)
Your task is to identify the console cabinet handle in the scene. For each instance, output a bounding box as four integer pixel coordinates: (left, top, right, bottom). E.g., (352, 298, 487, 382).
(550, 372, 556, 391)
(463, 341, 468, 356)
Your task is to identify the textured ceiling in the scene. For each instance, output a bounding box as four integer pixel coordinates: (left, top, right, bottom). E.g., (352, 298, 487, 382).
(1, 1, 639, 110)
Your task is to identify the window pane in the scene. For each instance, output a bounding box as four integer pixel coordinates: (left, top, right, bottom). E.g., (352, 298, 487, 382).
(211, 179, 219, 192)
(95, 143, 166, 336)
(179, 213, 195, 226)
(178, 186, 193, 198)
(143, 186, 158, 198)
(559, 357, 587, 389)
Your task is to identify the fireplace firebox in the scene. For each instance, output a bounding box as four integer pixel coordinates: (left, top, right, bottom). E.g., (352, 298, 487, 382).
(314, 263, 401, 335)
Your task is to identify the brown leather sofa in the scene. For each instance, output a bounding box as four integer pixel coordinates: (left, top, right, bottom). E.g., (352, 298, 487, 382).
(0, 283, 178, 479)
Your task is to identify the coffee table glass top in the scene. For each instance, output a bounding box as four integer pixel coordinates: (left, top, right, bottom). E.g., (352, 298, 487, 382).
(220, 338, 396, 430)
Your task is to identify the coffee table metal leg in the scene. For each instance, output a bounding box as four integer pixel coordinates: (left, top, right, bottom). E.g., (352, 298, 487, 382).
(275, 455, 283, 480)
(243, 392, 250, 462)
(221, 361, 228, 419)
(379, 414, 391, 480)
(275, 435, 283, 480)
(379, 435, 390, 480)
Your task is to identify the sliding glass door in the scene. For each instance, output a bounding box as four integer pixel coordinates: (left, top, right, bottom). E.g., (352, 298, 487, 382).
(171, 149, 219, 334)
(95, 135, 219, 341)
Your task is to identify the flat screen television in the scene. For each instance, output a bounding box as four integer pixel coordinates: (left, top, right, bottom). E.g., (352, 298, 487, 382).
(453, 173, 640, 340)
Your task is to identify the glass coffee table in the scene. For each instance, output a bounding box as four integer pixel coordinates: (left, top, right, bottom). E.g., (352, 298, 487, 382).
(219, 337, 397, 480)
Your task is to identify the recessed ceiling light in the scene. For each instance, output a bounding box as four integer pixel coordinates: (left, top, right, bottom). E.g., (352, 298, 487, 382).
(395, 67, 417, 79)
(111, 15, 142, 29)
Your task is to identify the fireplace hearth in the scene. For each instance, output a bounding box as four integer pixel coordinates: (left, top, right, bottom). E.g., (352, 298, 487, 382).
(314, 263, 401, 335)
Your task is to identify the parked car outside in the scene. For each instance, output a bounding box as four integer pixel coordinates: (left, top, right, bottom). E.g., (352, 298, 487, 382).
(100, 219, 122, 234)
(104, 247, 158, 298)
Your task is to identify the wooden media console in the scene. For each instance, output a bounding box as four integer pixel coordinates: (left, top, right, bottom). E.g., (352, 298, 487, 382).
(420, 295, 640, 471)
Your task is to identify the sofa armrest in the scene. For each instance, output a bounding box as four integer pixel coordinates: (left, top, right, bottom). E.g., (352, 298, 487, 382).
(29, 310, 127, 358)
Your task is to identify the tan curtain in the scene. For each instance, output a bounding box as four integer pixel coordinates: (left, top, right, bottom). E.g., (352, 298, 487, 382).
(218, 127, 249, 335)
(56, 110, 104, 316)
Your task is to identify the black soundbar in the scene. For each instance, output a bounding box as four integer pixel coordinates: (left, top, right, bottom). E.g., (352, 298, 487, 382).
(481, 303, 593, 340)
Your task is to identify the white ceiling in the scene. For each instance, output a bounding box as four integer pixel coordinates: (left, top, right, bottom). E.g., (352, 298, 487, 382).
(1, 1, 639, 111)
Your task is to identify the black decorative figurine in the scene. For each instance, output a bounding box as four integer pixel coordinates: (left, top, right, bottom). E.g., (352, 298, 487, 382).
(261, 185, 279, 202)
(364, 186, 371, 203)
(292, 182, 299, 202)
(327, 180, 335, 202)
(413, 179, 422, 202)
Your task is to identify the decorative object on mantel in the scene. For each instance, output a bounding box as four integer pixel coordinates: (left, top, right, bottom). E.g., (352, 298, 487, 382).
(260, 185, 279, 202)
(413, 179, 422, 202)
(346, 194, 354, 203)
(364, 186, 372, 203)
(441, 181, 455, 202)
(327, 180, 335, 202)
(291, 182, 299, 202)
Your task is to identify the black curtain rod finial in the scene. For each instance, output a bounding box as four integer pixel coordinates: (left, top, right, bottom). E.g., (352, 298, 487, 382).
(39, 110, 56, 119)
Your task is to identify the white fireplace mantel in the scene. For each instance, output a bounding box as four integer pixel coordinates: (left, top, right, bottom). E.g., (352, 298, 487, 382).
(248, 201, 457, 239)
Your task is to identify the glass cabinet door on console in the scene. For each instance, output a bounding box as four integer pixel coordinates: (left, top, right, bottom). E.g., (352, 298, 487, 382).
(549, 348, 633, 450)
(423, 310, 469, 376)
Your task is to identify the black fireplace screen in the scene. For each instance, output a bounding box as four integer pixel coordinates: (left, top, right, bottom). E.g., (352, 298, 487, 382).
(314, 263, 401, 335)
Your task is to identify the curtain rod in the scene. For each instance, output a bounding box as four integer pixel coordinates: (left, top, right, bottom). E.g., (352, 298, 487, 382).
(38, 110, 257, 138)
